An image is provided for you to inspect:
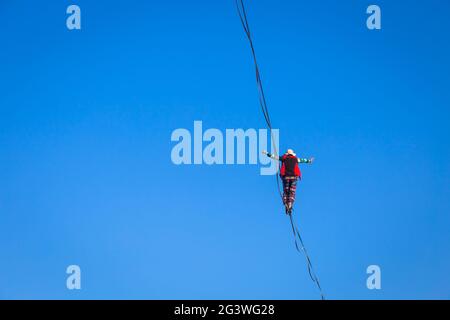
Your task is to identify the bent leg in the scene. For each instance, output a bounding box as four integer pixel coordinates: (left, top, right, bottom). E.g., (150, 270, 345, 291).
(288, 178, 298, 206)
(282, 178, 289, 205)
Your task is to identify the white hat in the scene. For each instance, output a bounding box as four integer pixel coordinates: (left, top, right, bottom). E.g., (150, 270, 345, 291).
(286, 149, 296, 156)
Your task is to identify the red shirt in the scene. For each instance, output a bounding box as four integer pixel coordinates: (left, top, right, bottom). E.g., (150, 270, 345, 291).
(280, 154, 301, 178)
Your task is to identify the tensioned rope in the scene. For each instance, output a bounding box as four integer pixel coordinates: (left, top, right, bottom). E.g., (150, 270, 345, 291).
(235, 0, 325, 300)
(234, 0, 283, 201)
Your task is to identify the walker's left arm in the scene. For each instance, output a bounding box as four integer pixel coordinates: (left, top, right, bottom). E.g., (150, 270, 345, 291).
(298, 157, 315, 164)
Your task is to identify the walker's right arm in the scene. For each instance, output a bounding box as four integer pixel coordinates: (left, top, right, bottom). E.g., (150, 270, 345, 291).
(262, 150, 281, 161)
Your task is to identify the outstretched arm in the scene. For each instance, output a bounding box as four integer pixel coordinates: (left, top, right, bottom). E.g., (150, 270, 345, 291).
(262, 150, 282, 161)
(298, 157, 315, 164)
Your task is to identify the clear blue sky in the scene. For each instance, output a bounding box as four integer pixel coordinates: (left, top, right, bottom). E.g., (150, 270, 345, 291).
(0, 0, 449, 299)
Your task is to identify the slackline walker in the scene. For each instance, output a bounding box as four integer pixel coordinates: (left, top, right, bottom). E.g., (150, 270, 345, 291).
(235, 0, 325, 300)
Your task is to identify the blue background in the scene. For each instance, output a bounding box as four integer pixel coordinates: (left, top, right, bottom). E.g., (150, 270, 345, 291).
(0, 0, 449, 299)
